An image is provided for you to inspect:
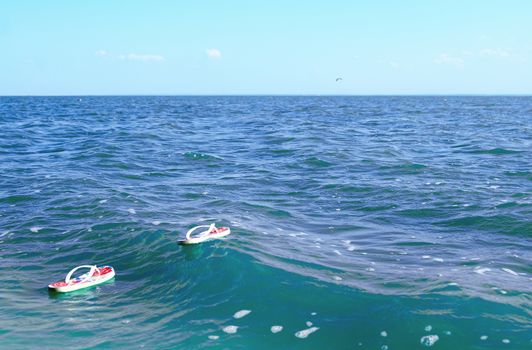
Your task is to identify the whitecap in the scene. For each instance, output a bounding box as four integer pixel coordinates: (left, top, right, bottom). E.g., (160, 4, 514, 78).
(501, 268, 518, 276)
(127, 208, 136, 214)
(502, 339, 510, 344)
(333, 275, 342, 281)
(420, 335, 439, 347)
(152, 221, 161, 226)
(306, 321, 313, 327)
(433, 258, 444, 262)
(233, 310, 251, 319)
(480, 335, 488, 340)
(208, 335, 219, 340)
(311, 312, 317, 316)
(424, 325, 432, 332)
(474, 267, 491, 275)
(295, 327, 319, 339)
(99, 199, 108, 204)
(30, 227, 41, 233)
(422, 255, 431, 259)
(380, 331, 387, 337)
(222, 325, 238, 334)
(271, 325, 283, 333)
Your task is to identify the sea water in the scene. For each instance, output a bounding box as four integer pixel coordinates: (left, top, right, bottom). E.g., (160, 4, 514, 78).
(0, 96, 530, 349)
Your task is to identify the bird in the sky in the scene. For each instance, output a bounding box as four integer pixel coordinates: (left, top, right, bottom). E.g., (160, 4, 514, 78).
(336, 77, 343, 82)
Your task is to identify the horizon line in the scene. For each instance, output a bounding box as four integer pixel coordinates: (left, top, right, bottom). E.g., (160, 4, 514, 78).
(1, 93, 532, 97)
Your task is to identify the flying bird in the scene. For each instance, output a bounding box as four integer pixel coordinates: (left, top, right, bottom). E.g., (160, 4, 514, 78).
(336, 77, 343, 82)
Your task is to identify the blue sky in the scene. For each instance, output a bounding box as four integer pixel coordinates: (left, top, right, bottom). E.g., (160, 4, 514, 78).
(1, 0, 531, 95)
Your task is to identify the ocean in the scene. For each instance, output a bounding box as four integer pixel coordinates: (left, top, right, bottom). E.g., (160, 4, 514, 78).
(0, 96, 530, 349)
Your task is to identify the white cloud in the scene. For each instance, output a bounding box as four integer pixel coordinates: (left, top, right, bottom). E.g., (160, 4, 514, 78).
(95, 49, 109, 56)
(206, 48, 222, 59)
(118, 53, 165, 62)
(434, 53, 464, 67)
(479, 48, 510, 58)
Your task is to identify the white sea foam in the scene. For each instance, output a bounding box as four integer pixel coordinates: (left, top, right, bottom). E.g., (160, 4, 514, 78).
(380, 331, 387, 337)
(424, 325, 432, 332)
(271, 325, 283, 333)
(152, 220, 161, 226)
(30, 227, 41, 233)
(433, 258, 444, 262)
(295, 327, 319, 339)
(99, 199, 108, 204)
(311, 312, 317, 316)
(208, 335, 219, 340)
(502, 339, 510, 344)
(127, 208, 136, 214)
(501, 268, 518, 276)
(333, 275, 343, 281)
(222, 325, 238, 334)
(474, 267, 491, 275)
(306, 321, 313, 327)
(233, 310, 251, 319)
(480, 335, 488, 340)
(420, 335, 439, 347)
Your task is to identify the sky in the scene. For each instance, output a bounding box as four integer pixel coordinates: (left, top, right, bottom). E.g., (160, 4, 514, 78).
(1, 0, 531, 95)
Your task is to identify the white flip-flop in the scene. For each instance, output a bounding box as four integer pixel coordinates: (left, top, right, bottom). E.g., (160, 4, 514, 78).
(48, 265, 115, 293)
(178, 223, 231, 245)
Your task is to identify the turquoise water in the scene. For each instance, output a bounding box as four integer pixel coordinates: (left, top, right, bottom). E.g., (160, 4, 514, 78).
(0, 96, 530, 349)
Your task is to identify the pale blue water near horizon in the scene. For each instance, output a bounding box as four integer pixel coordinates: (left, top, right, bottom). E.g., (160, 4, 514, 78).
(0, 96, 530, 349)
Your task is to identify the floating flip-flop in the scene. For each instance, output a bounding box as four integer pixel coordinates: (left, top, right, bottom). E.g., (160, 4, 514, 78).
(179, 223, 231, 245)
(48, 265, 115, 293)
